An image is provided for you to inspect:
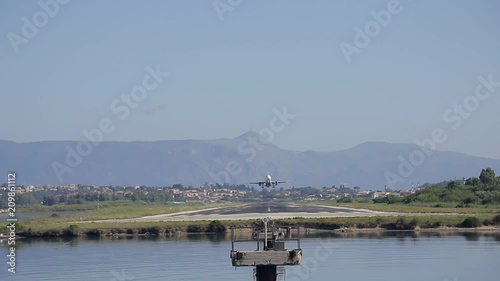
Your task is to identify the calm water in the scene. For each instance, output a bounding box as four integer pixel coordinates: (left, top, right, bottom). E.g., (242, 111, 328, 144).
(1, 232, 499, 281)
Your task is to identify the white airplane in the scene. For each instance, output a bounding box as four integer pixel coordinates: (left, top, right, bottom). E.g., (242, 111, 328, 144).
(250, 175, 287, 188)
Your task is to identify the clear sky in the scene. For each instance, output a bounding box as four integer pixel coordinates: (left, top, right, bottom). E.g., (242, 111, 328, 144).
(1, 0, 499, 159)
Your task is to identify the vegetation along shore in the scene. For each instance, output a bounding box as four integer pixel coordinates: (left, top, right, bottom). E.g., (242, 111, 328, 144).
(1, 168, 499, 238)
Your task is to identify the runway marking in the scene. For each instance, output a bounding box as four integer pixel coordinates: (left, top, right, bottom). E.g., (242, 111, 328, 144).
(90, 203, 405, 223)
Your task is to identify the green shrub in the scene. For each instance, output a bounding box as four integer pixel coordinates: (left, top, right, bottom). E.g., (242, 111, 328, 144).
(62, 224, 79, 237)
(304, 222, 341, 230)
(419, 221, 438, 228)
(382, 217, 417, 230)
(337, 197, 352, 203)
(251, 219, 264, 228)
(355, 222, 377, 229)
(408, 218, 419, 229)
(484, 215, 500, 226)
(139, 226, 160, 235)
(110, 228, 125, 234)
(432, 221, 442, 228)
(187, 225, 204, 233)
(43, 230, 62, 237)
(386, 195, 403, 204)
(461, 217, 481, 228)
(207, 220, 226, 233)
(85, 229, 103, 237)
(372, 197, 387, 204)
(22, 228, 44, 237)
(493, 215, 500, 225)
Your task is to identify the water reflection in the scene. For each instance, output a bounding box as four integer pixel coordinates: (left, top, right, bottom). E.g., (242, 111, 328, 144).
(299, 230, 500, 241)
(186, 233, 227, 243)
(463, 232, 481, 241)
(1, 231, 498, 281)
(8, 231, 499, 247)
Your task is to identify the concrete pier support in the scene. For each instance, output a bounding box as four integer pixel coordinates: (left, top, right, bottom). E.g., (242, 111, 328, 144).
(255, 265, 277, 281)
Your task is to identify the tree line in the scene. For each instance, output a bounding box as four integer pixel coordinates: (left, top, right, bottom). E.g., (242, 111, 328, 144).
(376, 168, 500, 205)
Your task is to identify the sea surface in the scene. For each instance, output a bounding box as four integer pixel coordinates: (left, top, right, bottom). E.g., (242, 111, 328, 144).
(1, 232, 499, 281)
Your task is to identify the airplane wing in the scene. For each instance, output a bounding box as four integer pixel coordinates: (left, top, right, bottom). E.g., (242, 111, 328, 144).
(250, 182, 265, 185)
(273, 181, 287, 184)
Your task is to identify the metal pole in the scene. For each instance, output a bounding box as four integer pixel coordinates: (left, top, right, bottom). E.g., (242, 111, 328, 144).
(298, 227, 301, 249)
(264, 220, 268, 250)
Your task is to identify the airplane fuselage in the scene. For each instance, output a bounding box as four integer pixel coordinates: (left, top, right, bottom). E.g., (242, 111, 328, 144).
(250, 175, 286, 188)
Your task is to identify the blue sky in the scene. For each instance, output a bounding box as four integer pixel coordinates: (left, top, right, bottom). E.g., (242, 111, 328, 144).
(1, 0, 499, 158)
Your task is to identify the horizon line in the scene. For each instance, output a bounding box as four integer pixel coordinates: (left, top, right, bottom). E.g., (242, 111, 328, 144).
(0, 137, 498, 160)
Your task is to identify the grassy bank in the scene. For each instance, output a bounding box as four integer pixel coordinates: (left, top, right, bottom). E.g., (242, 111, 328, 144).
(282, 214, 500, 230)
(18, 200, 240, 218)
(4, 201, 240, 236)
(4, 200, 499, 238)
(20, 201, 240, 221)
(6, 214, 500, 238)
(305, 201, 500, 214)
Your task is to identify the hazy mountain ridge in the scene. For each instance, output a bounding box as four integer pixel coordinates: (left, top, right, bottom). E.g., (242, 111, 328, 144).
(1, 134, 499, 189)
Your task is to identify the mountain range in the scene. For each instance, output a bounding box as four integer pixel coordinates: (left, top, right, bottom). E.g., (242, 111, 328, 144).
(1, 131, 499, 189)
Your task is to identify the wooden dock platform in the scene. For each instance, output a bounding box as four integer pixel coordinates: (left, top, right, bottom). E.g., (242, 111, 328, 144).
(229, 218, 304, 281)
(230, 248, 302, 266)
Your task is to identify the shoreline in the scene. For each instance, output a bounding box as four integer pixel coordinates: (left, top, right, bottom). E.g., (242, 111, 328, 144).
(4, 202, 499, 238)
(302, 225, 500, 233)
(6, 226, 500, 240)
(10, 219, 500, 238)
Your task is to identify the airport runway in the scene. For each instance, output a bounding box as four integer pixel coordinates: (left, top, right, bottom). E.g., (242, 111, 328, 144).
(99, 202, 399, 222)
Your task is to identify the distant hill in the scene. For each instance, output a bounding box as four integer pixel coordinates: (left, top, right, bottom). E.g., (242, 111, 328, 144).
(1, 132, 499, 188)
